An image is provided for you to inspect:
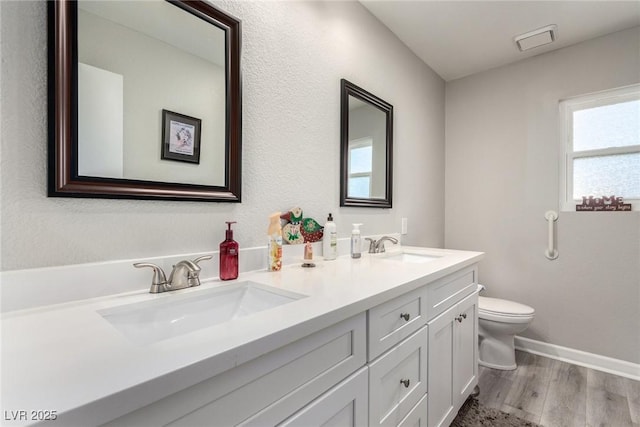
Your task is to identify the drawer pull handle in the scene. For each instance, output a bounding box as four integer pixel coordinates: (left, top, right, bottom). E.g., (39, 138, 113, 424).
(461, 313, 467, 319)
(400, 379, 410, 388)
(400, 313, 410, 321)
(456, 316, 463, 323)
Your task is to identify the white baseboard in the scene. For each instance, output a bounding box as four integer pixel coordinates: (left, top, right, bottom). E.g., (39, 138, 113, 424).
(515, 336, 640, 381)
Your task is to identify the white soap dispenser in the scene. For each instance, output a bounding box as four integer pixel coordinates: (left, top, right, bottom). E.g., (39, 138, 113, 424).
(351, 223, 362, 259)
(323, 213, 337, 260)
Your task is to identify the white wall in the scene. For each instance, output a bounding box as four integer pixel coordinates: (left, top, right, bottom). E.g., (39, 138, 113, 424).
(0, 0, 445, 271)
(78, 63, 124, 179)
(445, 27, 640, 364)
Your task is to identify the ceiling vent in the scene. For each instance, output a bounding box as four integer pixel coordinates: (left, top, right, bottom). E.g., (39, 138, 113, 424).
(514, 25, 557, 52)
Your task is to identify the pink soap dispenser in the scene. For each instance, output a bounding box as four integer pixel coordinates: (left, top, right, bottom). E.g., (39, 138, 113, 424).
(219, 221, 239, 281)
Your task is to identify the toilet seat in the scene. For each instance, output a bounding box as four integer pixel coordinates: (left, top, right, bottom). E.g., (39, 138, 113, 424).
(478, 296, 534, 323)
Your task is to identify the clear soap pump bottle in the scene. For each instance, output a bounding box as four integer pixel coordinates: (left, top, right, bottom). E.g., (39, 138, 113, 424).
(351, 223, 362, 259)
(219, 221, 238, 280)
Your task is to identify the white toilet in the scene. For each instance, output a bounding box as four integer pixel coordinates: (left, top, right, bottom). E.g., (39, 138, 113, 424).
(478, 296, 535, 370)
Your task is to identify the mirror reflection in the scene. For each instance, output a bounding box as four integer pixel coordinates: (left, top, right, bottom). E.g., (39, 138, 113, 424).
(340, 79, 393, 208)
(77, 1, 226, 186)
(347, 97, 388, 199)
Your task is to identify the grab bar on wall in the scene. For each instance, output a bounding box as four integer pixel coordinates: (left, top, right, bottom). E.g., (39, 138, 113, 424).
(544, 211, 559, 260)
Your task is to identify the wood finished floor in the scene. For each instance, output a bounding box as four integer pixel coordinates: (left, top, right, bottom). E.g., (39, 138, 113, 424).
(477, 351, 640, 427)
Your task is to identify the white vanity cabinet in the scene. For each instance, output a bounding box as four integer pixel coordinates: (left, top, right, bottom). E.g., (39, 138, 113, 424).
(368, 265, 478, 427)
(427, 289, 478, 427)
(101, 264, 479, 427)
(103, 314, 367, 427)
(2, 247, 485, 427)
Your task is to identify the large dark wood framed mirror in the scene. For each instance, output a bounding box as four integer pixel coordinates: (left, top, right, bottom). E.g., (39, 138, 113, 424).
(48, 0, 241, 202)
(340, 79, 393, 208)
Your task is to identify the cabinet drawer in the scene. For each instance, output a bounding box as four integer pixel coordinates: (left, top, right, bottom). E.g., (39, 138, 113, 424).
(397, 393, 428, 427)
(368, 286, 427, 360)
(103, 314, 366, 427)
(369, 326, 428, 427)
(275, 367, 369, 427)
(426, 266, 476, 320)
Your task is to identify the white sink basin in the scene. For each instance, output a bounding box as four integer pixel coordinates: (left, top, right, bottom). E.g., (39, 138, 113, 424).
(379, 251, 442, 264)
(99, 281, 307, 345)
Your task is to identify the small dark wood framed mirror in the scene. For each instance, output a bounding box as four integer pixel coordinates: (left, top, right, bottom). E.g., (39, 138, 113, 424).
(48, 0, 241, 202)
(340, 79, 393, 208)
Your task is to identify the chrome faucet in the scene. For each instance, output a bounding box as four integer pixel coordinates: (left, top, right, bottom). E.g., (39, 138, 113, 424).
(364, 236, 399, 253)
(134, 255, 212, 293)
(168, 260, 202, 289)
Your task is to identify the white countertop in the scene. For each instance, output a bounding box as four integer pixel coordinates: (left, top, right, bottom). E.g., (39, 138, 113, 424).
(1, 247, 483, 426)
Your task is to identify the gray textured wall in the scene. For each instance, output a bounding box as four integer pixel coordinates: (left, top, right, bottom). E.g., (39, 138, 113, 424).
(0, 0, 445, 270)
(445, 27, 640, 364)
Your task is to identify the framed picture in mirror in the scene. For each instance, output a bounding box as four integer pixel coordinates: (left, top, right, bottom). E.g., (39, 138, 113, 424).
(161, 110, 202, 164)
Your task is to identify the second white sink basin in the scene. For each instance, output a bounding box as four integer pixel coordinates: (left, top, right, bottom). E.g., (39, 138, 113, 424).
(99, 281, 307, 345)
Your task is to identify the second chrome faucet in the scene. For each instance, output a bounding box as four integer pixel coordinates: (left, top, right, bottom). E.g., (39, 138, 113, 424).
(134, 255, 213, 293)
(365, 236, 399, 253)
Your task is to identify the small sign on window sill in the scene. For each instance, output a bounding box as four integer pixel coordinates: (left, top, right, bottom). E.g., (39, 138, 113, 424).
(576, 195, 632, 211)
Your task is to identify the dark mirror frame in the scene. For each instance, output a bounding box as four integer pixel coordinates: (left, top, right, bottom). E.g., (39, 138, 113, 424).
(340, 79, 393, 208)
(48, 0, 242, 202)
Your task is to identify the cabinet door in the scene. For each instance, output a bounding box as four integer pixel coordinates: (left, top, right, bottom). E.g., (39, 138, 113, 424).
(427, 307, 455, 427)
(427, 292, 479, 427)
(278, 367, 368, 427)
(453, 292, 478, 409)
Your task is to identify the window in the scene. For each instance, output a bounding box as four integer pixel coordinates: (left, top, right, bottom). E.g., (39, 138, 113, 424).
(348, 137, 373, 198)
(559, 84, 640, 211)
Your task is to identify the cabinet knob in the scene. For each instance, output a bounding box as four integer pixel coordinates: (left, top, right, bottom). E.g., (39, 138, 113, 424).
(400, 313, 410, 322)
(456, 316, 463, 323)
(400, 379, 410, 388)
(461, 313, 467, 319)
